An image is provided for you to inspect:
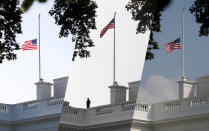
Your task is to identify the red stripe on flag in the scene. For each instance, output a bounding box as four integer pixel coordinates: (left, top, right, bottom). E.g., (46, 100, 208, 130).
(100, 18, 115, 38)
(22, 39, 38, 51)
(165, 40, 181, 53)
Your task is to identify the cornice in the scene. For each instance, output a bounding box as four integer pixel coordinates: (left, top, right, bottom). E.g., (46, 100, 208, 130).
(0, 120, 12, 127)
(59, 119, 151, 130)
(13, 113, 61, 127)
(153, 113, 209, 128)
(0, 114, 61, 128)
(59, 113, 209, 129)
(131, 119, 152, 127)
(2, 111, 209, 130)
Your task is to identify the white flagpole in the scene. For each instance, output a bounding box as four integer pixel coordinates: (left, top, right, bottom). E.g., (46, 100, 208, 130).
(38, 13, 42, 81)
(113, 12, 117, 85)
(182, 8, 185, 80)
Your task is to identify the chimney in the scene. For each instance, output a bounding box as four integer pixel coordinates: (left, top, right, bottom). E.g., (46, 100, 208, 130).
(109, 82, 127, 104)
(178, 77, 195, 99)
(53, 76, 68, 97)
(35, 79, 52, 100)
(128, 80, 140, 101)
(197, 75, 209, 97)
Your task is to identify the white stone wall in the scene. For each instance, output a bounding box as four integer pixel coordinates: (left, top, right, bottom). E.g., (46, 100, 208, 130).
(197, 75, 209, 97)
(153, 118, 209, 131)
(130, 126, 152, 131)
(0, 127, 12, 131)
(14, 121, 59, 131)
(0, 97, 64, 131)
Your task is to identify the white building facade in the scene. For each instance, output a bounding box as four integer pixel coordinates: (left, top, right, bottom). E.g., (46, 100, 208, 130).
(0, 77, 68, 131)
(59, 75, 209, 131)
(1, 75, 209, 131)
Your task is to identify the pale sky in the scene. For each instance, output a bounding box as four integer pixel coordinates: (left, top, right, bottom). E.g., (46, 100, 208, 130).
(2, 0, 207, 107)
(64, 0, 149, 108)
(140, 0, 209, 104)
(0, 0, 149, 105)
(0, 0, 73, 104)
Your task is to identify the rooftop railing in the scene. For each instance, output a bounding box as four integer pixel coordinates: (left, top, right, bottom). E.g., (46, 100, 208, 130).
(164, 96, 209, 111)
(0, 104, 8, 113)
(23, 101, 39, 110)
(151, 95, 209, 121)
(62, 101, 150, 118)
(0, 97, 64, 121)
(21, 97, 64, 111)
(60, 101, 151, 126)
(48, 97, 64, 106)
(122, 101, 148, 112)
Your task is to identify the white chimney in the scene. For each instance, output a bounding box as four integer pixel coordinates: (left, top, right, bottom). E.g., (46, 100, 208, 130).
(109, 83, 127, 104)
(178, 77, 195, 99)
(35, 79, 52, 100)
(128, 80, 140, 101)
(197, 75, 209, 97)
(53, 76, 68, 97)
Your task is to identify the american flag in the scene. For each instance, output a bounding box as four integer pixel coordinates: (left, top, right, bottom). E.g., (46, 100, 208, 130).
(22, 39, 38, 51)
(166, 38, 181, 53)
(100, 18, 115, 38)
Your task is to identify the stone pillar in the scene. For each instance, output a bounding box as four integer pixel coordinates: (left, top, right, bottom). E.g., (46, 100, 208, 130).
(178, 77, 195, 99)
(109, 83, 127, 104)
(35, 79, 52, 100)
(53, 76, 68, 97)
(128, 81, 140, 101)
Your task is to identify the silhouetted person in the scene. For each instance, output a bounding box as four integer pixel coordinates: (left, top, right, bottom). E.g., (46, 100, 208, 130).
(86, 98, 91, 108)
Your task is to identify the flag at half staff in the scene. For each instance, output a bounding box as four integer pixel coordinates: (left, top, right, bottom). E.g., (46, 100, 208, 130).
(166, 38, 181, 53)
(22, 39, 38, 51)
(100, 18, 115, 38)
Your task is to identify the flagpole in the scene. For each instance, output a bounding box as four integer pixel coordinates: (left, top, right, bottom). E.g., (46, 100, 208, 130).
(113, 12, 117, 85)
(181, 8, 185, 80)
(38, 13, 42, 81)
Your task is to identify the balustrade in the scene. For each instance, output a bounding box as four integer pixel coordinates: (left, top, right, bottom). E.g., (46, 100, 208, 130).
(122, 102, 148, 112)
(62, 106, 82, 116)
(164, 102, 181, 111)
(23, 101, 39, 110)
(164, 96, 209, 111)
(48, 97, 64, 106)
(96, 105, 113, 115)
(0, 104, 8, 112)
(190, 97, 208, 107)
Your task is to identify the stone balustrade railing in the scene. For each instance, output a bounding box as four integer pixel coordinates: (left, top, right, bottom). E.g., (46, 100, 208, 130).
(0, 97, 64, 121)
(122, 101, 148, 111)
(62, 101, 150, 118)
(151, 96, 209, 121)
(191, 97, 208, 107)
(0, 97, 64, 114)
(164, 102, 181, 111)
(62, 106, 84, 117)
(164, 96, 209, 111)
(0, 104, 8, 112)
(96, 105, 114, 115)
(48, 97, 64, 106)
(23, 101, 39, 110)
(95, 101, 149, 115)
(22, 96, 64, 111)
